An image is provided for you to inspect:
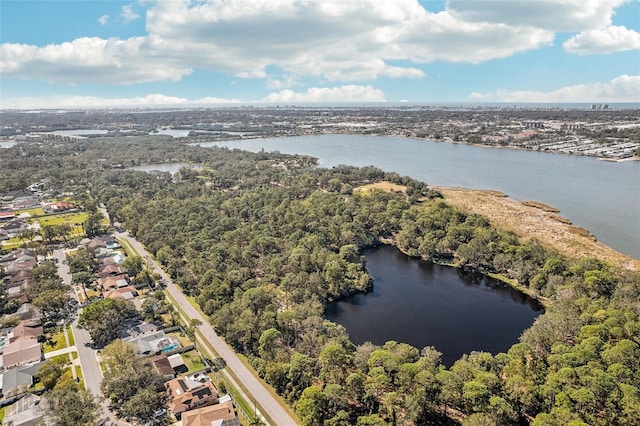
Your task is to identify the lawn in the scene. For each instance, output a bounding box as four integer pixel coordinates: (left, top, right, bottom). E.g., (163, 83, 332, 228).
(67, 326, 75, 346)
(181, 350, 206, 373)
(43, 328, 70, 353)
(14, 207, 45, 217)
(34, 211, 89, 228)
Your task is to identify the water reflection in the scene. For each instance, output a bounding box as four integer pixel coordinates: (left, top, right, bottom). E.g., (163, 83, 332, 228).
(325, 245, 543, 366)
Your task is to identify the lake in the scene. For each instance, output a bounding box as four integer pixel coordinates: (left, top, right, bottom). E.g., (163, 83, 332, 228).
(325, 245, 544, 366)
(196, 135, 640, 259)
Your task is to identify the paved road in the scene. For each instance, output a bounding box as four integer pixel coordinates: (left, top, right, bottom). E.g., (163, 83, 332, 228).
(54, 249, 129, 426)
(117, 231, 298, 426)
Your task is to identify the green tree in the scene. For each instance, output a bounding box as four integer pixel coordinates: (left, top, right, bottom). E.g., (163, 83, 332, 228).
(37, 358, 65, 390)
(47, 384, 100, 426)
(78, 298, 137, 347)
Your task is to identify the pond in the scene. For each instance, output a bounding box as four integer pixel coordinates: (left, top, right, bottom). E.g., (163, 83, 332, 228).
(325, 245, 544, 366)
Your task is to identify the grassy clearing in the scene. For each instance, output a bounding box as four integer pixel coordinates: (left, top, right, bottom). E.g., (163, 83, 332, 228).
(15, 207, 45, 217)
(355, 181, 407, 193)
(35, 212, 89, 227)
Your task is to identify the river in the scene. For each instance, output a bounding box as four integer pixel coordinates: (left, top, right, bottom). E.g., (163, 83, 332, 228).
(325, 245, 543, 366)
(196, 135, 640, 259)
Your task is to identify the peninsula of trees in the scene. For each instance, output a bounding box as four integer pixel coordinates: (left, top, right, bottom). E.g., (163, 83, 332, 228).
(1, 135, 639, 425)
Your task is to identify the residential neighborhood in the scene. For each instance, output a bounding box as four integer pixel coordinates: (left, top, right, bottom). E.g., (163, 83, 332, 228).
(0, 186, 245, 425)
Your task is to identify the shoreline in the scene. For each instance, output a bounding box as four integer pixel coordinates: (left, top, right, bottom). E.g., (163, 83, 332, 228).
(434, 186, 640, 271)
(378, 237, 552, 307)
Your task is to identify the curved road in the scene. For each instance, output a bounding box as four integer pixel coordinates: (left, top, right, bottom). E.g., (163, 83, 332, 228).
(116, 231, 298, 426)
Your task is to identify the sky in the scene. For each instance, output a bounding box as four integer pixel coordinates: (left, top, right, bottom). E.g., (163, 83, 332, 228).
(1, 0, 639, 109)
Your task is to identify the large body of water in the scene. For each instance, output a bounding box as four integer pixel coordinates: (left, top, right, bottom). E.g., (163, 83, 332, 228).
(197, 135, 640, 259)
(325, 245, 543, 366)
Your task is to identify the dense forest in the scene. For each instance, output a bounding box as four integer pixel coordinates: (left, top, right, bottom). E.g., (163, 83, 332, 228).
(2, 137, 639, 425)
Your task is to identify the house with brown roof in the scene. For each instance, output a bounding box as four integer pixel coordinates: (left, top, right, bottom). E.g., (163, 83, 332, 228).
(10, 320, 43, 343)
(97, 264, 121, 278)
(87, 237, 107, 250)
(98, 274, 129, 291)
(165, 375, 219, 419)
(2, 218, 28, 236)
(8, 270, 32, 287)
(1, 338, 42, 370)
(180, 401, 241, 426)
(0, 248, 36, 264)
(148, 354, 176, 380)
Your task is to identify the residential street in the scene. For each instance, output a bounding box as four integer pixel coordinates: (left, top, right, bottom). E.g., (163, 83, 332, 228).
(116, 231, 299, 426)
(53, 249, 130, 426)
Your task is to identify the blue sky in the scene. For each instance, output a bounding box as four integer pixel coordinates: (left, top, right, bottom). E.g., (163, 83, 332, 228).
(1, 0, 639, 108)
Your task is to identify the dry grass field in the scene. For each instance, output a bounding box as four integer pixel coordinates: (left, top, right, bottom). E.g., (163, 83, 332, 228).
(436, 187, 640, 271)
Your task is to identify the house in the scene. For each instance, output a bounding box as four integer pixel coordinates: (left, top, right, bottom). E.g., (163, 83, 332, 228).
(87, 237, 107, 250)
(123, 330, 180, 355)
(7, 283, 29, 303)
(42, 201, 74, 213)
(0, 248, 36, 264)
(98, 274, 129, 291)
(180, 400, 241, 426)
(119, 320, 160, 339)
(10, 320, 43, 343)
(0, 210, 16, 222)
(5, 256, 37, 274)
(97, 264, 121, 278)
(167, 353, 187, 374)
(2, 218, 28, 236)
(165, 375, 219, 419)
(148, 354, 176, 380)
(0, 361, 44, 397)
(2, 393, 48, 426)
(1, 338, 42, 369)
(8, 270, 33, 288)
(104, 286, 138, 300)
(13, 198, 40, 209)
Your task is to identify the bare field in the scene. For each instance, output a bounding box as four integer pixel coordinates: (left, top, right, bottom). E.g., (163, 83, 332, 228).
(355, 181, 407, 193)
(436, 186, 640, 271)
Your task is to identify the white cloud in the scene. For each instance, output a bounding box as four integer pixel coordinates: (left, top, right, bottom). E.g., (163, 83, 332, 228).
(261, 85, 386, 103)
(121, 5, 140, 23)
(447, 0, 628, 32)
(469, 75, 640, 102)
(563, 25, 640, 55)
(1, 94, 242, 109)
(266, 75, 299, 90)
(0, 0, 629, 87)
(0, 37, 193, 84)
(98, 14, 109, 26)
